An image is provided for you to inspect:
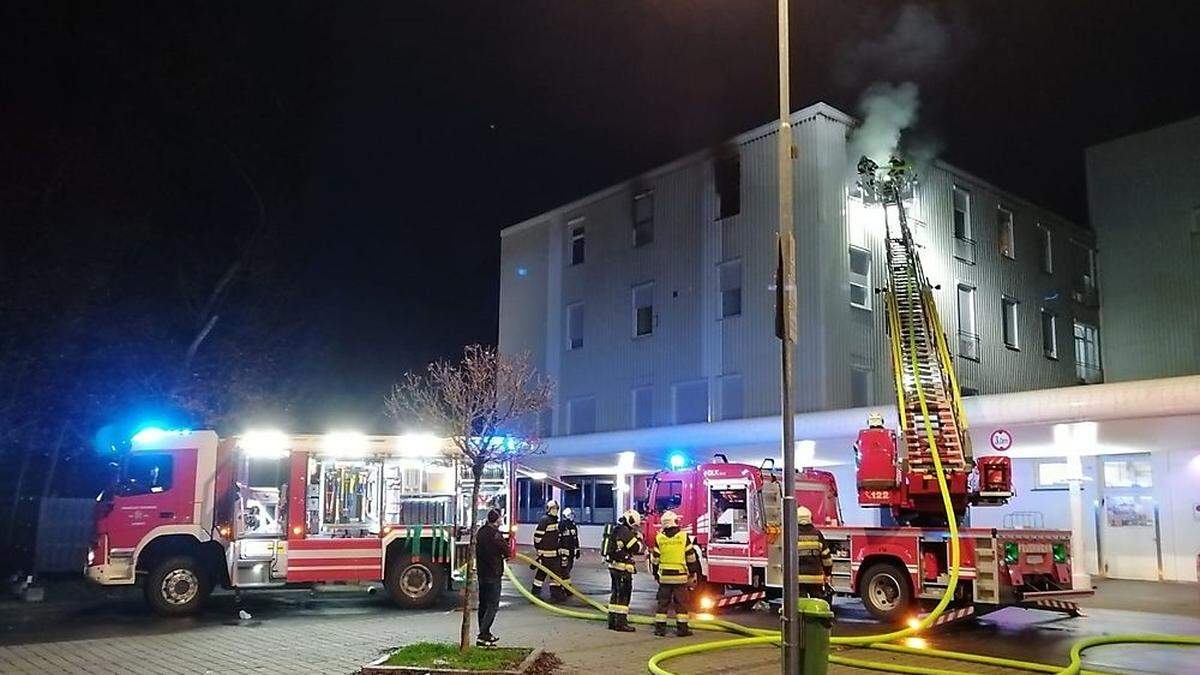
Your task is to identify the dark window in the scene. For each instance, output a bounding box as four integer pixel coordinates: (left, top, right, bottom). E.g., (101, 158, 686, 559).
(719, 259, 742, 318)
(568, 397, 596, 435)
(517, 477, 552, 523)
(849, 247, 872, 309)
(997, 207, 1015, 259)
(633, 191, 654, 247)
(1038, 224, 1053, 274)
(673, 380, 709, 424)
(633, 283, 654, 337)
(1002, 297, 1020, 349)
(654, 480, 683, 512)
(570, 224, 585, 265)
(720, 375, 744, 420)
(632, 387, 653, 429)
(118, 453, 173, 496)
(850, 367, 872, 407)
(1041, 310, 1058, 359)
(960, 387, 980, 397)
(561, 476, 617, 524)
(566, 303, 584, 350)
(716, 155, 741, 219)
(952, 186, 971, 240)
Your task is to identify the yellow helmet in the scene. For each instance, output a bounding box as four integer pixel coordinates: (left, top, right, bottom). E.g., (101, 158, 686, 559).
(659, 510, 680, 527)
(797, 506, 813, 526)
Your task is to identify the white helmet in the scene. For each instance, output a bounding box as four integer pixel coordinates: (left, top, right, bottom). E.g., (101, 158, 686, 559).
(561, 507, 574, 521)
(545, 499, 559, 515)
(797, 506, 813, 526)
(867, 412, 885, 428)
(659, 510, 680, 527)
(622, 509, 641, 527)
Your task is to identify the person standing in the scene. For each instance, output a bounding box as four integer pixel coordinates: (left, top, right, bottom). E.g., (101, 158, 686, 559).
(557, 507, 580, 597)
(474, 508, 510, 647)
(604, 509, 644, 632)
(531, 499, 561, 599)
(796, 506, 833, 599)
(649, 510, 702, 637)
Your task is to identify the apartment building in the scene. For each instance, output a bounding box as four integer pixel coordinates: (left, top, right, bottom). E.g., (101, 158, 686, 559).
(499, 101, 1101, 440)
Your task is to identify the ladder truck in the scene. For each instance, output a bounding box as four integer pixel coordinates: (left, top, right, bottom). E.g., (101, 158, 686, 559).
(641, 158, 1092, 624)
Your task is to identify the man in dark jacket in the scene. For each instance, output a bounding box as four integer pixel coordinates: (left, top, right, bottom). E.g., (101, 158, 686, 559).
(475, 508, 510, 646)
(796, 506, 833, 599)
(557, 507, 580, 597)
(604, 509, 644, 632)
(531, 500, 561, 599)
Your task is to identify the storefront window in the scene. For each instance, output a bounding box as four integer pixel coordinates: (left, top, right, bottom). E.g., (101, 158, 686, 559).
(1103, 458, 1152, 488)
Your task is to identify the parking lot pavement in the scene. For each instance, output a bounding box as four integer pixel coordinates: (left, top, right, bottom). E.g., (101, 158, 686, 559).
(1, 553, 1197, 674)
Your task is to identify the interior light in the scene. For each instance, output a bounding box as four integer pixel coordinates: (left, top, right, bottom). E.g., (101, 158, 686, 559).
(669, 453, 687, 469)
(528, 471, 548, 480)
(239, 429, 290, 457)
(795, 440, 816, 466)
(618, 451, 636, 471)
(398, 433, 442, 458)
(322, 430, 369, 457)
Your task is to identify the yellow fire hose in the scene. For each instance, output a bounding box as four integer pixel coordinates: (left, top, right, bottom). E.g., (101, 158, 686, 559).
(502, 267, 1200, 672)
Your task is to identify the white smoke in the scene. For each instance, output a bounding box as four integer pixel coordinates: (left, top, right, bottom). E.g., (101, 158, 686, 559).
(849, 81, 920, 164)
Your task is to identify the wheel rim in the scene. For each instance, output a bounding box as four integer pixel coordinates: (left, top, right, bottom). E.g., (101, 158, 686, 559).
(867, 572, 902, 612)
(400, 565, 433, 598)
(161, 568, 200, 606)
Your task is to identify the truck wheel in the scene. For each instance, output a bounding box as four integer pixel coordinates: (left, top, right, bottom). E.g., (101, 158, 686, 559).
(859, 562, 912, 622)
(145, 555, 210, 617)
(386, 557, 445, 609)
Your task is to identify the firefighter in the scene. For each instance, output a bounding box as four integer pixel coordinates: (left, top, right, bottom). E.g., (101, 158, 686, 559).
(604, 509, 644, 632)
(531, 499, 562, 599)
(557, 507, 580, 596)
(797, 506, 833, 599)
(649, 510, 702, 637)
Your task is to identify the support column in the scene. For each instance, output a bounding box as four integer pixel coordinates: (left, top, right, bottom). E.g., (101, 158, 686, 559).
(1066, 455, 1092, 590)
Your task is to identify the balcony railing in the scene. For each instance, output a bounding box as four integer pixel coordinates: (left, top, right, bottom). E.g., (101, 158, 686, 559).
(1075, 362, 1104, 384)
(954, 235, 976, 264)
(958, 330, 981, 361)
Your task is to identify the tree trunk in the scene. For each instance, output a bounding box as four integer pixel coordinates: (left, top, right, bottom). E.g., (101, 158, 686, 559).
(459, 467, 483, 652)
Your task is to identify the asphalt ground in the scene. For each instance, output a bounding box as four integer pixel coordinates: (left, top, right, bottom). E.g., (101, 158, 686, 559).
(1, 551, 1197, 674)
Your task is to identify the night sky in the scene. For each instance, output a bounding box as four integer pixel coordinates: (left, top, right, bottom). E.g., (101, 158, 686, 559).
(4, 1, 1199, 430)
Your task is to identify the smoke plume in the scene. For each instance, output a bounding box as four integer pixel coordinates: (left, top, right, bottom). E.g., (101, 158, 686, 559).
(849, 81, 919, 164)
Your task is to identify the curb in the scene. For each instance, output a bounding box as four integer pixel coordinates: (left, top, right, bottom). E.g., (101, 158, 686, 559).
(362, 648, 543, 675)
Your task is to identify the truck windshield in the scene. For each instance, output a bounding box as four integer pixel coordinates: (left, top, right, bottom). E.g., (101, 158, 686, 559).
(117, 453, 174, 496)
(653, 480, 682, 512)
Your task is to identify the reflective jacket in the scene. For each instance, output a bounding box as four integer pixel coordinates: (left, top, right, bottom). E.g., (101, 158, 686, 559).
(606, 521, 644, 573)
(533, 514, 560, 557)
(650, 527, 701, 584)
(558, 517, 579, 559)
(797, 523, 833, 584)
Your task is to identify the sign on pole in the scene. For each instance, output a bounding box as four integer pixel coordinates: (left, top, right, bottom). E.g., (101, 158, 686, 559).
(989, 428, 1013, 452)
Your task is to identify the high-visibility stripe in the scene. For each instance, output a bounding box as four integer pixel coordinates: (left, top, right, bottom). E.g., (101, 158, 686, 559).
(797, 574, 826, 583)
(608, 562, 636, 572)
(798, 541, 822, 549)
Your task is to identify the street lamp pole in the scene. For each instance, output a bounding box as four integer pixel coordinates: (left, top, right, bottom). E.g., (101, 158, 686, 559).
(775, 0, 801, 673)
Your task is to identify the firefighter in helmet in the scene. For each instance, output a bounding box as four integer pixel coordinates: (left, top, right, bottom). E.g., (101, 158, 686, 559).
(796, 505, 833, 599)
(531, 500, 563, 599)
(604, 508, 644, 632)
(649, 510, 702, 637)
(557, 506, 580, 597)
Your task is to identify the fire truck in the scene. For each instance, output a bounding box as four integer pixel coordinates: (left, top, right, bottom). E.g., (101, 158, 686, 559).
(85, 429, 515, 616)
(641, 158, 1092, 624)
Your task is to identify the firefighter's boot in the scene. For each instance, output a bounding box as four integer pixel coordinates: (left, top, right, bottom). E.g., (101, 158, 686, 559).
(654, 622, 668, 637)
(606, 613, 616, 630)
(676, 621, 693, 637)
(613, 614, 635, 633)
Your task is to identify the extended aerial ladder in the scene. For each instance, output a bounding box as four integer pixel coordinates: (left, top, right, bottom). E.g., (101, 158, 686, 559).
(854, 157, 1012, 526)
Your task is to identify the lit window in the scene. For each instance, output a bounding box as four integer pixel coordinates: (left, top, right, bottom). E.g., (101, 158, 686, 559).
(631, 387, 653, 429)
(957, 284, 979, 360)
(569, 221, 585, 266)
(632, 282, 654, 337)
(1074, 321, 1101, 383)
(672, 380, 709, 425)
(567, 397, 596, 435)
(1041, 310, 1058, 359)
(720, 375, 744, 420)
(1034, 459, 1072, 490)
(566, 302, 584, 351)
(849, 247, 872, 310)
(997, 207, 1015, 259)
(716, 155, 741, 219)
(952, 186, 972, 240)
(633, 190, 654, 247)
(719, 259, 742, 318)
(1103, 457, 1152, 488)
(1002, 297, 1020, 349)
(1038, 224, 1053, 274)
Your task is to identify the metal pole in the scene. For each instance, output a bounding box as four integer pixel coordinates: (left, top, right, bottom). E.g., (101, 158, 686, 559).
(776, 0, 800, 672)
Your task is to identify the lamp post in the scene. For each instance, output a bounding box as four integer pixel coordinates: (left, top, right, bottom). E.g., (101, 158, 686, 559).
(774, 0, 801, 673)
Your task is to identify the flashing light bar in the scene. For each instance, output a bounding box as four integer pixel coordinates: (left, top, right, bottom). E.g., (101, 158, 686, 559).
(131, 427, 191, 446)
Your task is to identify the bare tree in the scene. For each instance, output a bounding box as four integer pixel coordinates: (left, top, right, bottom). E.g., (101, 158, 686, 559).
(385, 345, 553, 651)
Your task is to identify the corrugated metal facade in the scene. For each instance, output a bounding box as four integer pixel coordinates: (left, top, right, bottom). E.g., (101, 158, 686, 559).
(499, 102, 1100, 436)
(1086, 116, 1200, 382)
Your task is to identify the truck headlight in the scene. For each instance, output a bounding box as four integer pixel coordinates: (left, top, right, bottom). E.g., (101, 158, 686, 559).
(87, 549, 95, 566)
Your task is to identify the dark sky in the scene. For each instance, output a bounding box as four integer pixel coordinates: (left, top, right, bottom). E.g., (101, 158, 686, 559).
(5, 1, 1199, 429)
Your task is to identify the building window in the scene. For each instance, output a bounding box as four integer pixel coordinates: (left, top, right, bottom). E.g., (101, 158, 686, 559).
(850, 366, 872, 407)
(849, 246, 872, 310)
(1002, 297, 1020, 350)
(569, 221, 585, 266)
(960, 386, 980, 397)
(1103, 457, 1152, 488)
(566, 302, 584, 350)
(1074, 321, 1102, 383)
(997, 207, 1015, 259)
(956, 284, 979, 360)
(567, 396, 596, 435)
(1038, 223, 1053, 274)
(561, 476, 617, 524)
(719, 259, 742, 318)
(952, 186, 972, 240)
(632, 282, 654, 337)
(516, 477, 552, 523)
(672, 380, 709, 425)
(633, 190, 654, 247)
(719, 374, 744, 420)
(1041, 310, 1058, 359)
(716, 155, 741, 219)
(1034, 458, 1072, 490)
(631, 386, 653, 429)
(1071, 241, 1097, 302)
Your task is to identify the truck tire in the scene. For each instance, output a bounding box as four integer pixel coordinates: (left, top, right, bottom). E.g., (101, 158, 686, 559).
(386, 557, 445, 609)
(144, 555, 211, 617)
(859, 562, 912, 622)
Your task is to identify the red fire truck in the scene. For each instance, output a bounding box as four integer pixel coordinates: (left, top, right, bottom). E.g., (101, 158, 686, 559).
(640, 159, 1092, 624)
(86, 429, 515, 616)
